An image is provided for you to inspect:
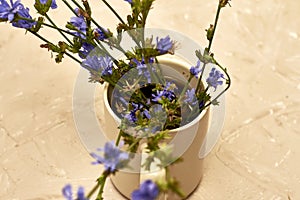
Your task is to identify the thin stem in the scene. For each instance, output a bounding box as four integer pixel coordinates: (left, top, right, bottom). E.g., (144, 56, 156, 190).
(18, 16, 79, 38)
(115, 130, 122, 146)
(195, 63, 207, 93)
(101, 0, 125, 24)
(29, 30, 81, 64)
(196, 2, 222, 93)
(61, 0, 78, 16)
(202, 61, 231, 109)
(178, 76, 193, 101)
(86, 181, 101, 198)
(45, 13, 73, 45)
(96, 171, 110, 200)
(207, 4, 222, 52)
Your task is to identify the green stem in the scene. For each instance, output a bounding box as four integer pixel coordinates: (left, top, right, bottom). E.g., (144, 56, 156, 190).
(96, 171, 110, 200)
(29, 30, 81, 64)
(45, 13, 73, 45)
(63, 0, 128, 64)
(202, 61, 231, 109)
(178, 76, 193, 101)
(101, 0, 125, 24)
(18, 16, 79, 38)
(61, 0, 78, 16)
(195, 63, 207, 93)
(207, 4, 222, 52)
(86, 181, 101, 199)
(115, 131, 122, 146)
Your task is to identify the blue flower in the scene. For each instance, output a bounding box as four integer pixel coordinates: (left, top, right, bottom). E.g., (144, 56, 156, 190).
(81, 55, 113, 76)
(62, 184, 87, 200)
(70, 15, 86, 39)
(40, 0, 57, 9)
(132, 58, 154, 83)
(124, 0, 133, 4)
(152, 90, 164, 102)
(131, 180, 159, 200)
(0, 0, 36, 29)
(156, 36, 173, 54)
(124, 102, 143, 123)
(94, 27, 108, 41)
(190, 60, 202, 78)
(143, 109, 151, 119)
(79, 42, 95, 59)
(206, 67, 224, 90)
(90, 141, 129, 173)
(152, 82, 176, 102)
(184, 88, 197, 105)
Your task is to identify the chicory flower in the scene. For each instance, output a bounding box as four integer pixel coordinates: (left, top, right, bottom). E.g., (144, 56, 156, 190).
(131, 180, 159, 200)
(90, 141, 129, 173)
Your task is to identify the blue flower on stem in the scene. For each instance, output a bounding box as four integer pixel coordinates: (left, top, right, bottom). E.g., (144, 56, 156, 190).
(62, 184, 87, 200)
(152, 82, 176, 102)
(132, 58, 154, 83)
(206, 67, 224, 90)
(131, 180, 159, 200)
(90, 141, 129, 173)
(124, 102, 143, 123)
(0, 0, 36, 29)
(81, 55, 113, 76)
(79, 42, 95, 59)
(184, 88, 197, 105)
(190, 60, 202, 78)
(69, 15, 86, 39)
(40, 0, 57, 9)
(156, 35, 173, 54)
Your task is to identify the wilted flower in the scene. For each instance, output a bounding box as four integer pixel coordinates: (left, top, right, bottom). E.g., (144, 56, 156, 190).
(220, 0, 231, 7)
(131, 180, 159, 200)
(90, 141, 129, 173)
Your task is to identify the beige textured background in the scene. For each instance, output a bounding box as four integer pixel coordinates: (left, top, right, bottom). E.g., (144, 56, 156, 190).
(1, 0, 300, 199)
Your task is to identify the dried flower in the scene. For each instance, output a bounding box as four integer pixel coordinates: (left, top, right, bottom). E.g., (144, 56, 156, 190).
(220, 0, 231, 7)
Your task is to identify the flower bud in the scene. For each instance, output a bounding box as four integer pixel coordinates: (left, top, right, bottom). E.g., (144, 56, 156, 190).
(219, 0, 231, 7)
(206, 24, 214, 41)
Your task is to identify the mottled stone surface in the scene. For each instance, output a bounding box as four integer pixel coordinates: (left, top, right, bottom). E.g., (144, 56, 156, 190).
(0, 0, 299, 199)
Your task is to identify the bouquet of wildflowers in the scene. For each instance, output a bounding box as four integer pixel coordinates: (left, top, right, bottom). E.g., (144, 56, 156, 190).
(0, 0, 231, 199)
